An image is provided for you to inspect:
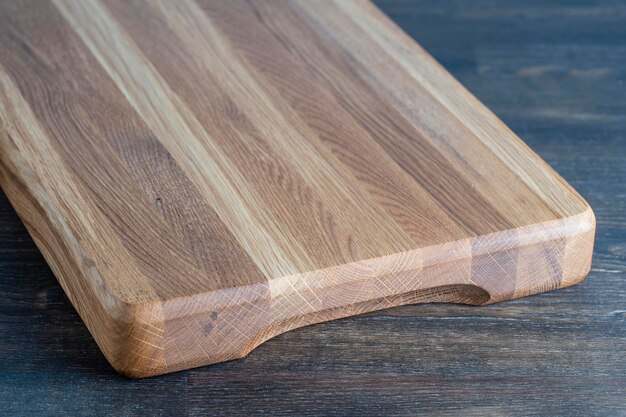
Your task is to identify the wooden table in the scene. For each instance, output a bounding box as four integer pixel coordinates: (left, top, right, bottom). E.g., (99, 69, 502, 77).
(0, 0, 624, 415)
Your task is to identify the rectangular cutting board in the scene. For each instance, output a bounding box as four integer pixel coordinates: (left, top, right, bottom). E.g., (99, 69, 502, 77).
(0, 0, 595, 378)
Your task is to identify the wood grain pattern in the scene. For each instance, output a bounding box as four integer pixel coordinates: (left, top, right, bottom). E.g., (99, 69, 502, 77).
(0, 0, 595, 377)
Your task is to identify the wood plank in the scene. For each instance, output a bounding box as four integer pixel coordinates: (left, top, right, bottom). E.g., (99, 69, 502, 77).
(0, 0, 595, 377)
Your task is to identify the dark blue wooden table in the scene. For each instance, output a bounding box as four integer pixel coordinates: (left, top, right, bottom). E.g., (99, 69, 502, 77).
(0, 1, 624, 415)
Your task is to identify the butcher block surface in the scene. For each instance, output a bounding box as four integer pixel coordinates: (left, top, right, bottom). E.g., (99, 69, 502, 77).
(0, 0, 594, 377)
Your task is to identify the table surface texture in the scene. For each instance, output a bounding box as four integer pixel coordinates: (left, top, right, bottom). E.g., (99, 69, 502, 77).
(0, 0, 624, 415)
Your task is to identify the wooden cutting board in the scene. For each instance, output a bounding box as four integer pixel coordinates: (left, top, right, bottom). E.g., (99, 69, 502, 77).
(0, 0, 595, 378)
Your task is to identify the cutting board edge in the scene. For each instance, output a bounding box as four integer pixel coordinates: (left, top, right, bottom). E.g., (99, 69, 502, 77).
(96, 206, 597, 378)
